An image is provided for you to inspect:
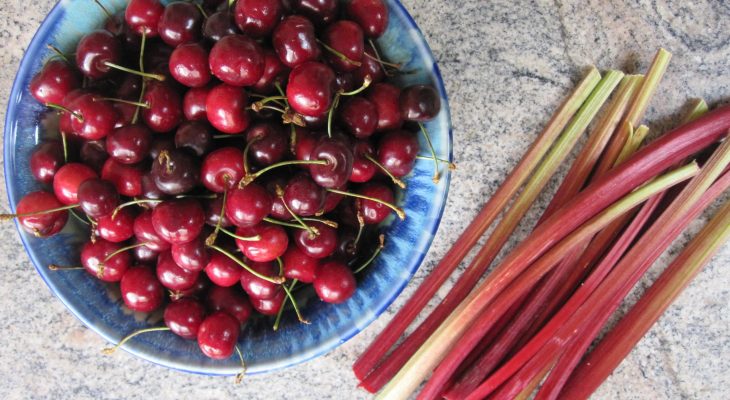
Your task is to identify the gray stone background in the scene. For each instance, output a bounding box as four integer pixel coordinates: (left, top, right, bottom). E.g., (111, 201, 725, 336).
(0, 0, 728, 399)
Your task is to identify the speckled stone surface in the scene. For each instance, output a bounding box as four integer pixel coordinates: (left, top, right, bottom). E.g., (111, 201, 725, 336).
(0, 1, 728, 399)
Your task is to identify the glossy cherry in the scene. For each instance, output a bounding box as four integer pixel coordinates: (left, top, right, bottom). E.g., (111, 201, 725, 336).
(198, 311, 240, 359)
(354, 44, 385, 86)
(309, 137, 354, 188)
(368, 82, 403, 131)
(169, 43, 211, 88)
(204, 196, 233, 228)
(30, 141, 64, 184)
(164, 298, 206, 339)
(292, 127, 320, 162)
(321, 186, 344, 213)
(206, 286, 253, 324)
(77, 178, 119, 218)
(58, 89, 85, 134)
(272, 15, 321, 68)
(294, 221, 337, 259)
(80, 139, 109, 171)
(157, 2, 203, 47)
(205, 251, 244, 287)
(245, 122, 288, 166)
(203, 10, 239, 42)
(120, 266, 165, 312)
(350, 140, 377, 183)
(313, 261, 356, 303)
(234, 0, 283, 38)
(286, 61, 336, 118)
(183, 85, 211, 121)
(282, 245, 319, 283)
(171, 235, 210, 272)
(225, 184, 272, 227)
(239, 260, 280, 299)
(30, 59, 81, 105)
(170, 274, 210, 300)
(201, 147, 244, 193)
(125, 0, 165, 37)
(377, 129, 419, 177)
(175, 121, 212, 157)
(290, 0, 339, 25)
(400, 84, 441, 121)
(67, 93, 119, 140)
(322, 20, 364, 72)
(106, 124, 152, 164)
(206, 83, 250, 134)
(75, 30, 122, 79)
(101, 158, 144, 197)
(96, 207, 136, 243)
(251, 289, 285, 315)
(209, 34, 265, 87)
(80, 239, 131, 282)
(133, 239, 160, 263)
(152, 199, 205, 244)
(251, 48, 288, 94)
(142, 81, 183, 133)
(13, 191, 68, 237)
(235, 222, 288, 262)
(346, 0, 389, 38)
(283, 174, 325, 216)
(53, 163, 98, 205)
(151, 149, 199, 195)
(340, 96, 378, 139)
(156, 250, 200, 291)
(134, 210, 172, 252)
(358, 183, 395, 224)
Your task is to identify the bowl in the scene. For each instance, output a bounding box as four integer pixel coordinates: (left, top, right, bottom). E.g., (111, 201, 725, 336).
(4, 0, 452, 375)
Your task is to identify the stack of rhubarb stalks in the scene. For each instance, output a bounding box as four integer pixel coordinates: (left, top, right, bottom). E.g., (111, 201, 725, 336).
(353, 49, 730, 399)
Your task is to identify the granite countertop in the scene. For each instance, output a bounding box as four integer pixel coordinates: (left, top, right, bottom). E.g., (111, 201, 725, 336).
(0, 1, 728, 399)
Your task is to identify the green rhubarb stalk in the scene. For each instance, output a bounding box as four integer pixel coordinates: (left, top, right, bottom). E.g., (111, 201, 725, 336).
(681, 98, 709, 124)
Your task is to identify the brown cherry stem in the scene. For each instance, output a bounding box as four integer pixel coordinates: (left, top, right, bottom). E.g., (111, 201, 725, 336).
(239, 159, 329, 187)
(60, 131, 69, 162)
(354, 234, 385, 274)
(48, 264, 84, 271)
(363, 154, 406, 189)
(102, 327, 171, 355)
(158, 150, 173, 174)
(326, 188, 406, 220)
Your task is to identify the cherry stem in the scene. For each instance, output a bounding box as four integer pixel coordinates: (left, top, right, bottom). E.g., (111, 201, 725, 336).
(208, 245, 285, 284)
(251, 96, 288, 111)
(103, 241, 152, 263)
(316, 39, 362, 67)
(212, 134, 244, 139)
(60, 131, 69, 163)
(46, 44, 70, 63)
(416, 155, 456, 170)
(273, 279, 297, 331)
(353, 208, 365, 248)
(45, 102, 83, 122)
(69, 209, 90, 226)
(234, 345, 246, 384)
(218, 226, 261, 241)
(206, 185, 228, 246)
(263, 217, 313, 230)
(354, 234, 385, 274)
(96, 97, 150, 108)
(282, 109, 306, 127)
(193, 2, 208, 19)
(341, 75, 373, 97)
(364, 154, 406, 189)
(102, 327, 171, 355)
(103, 61, 166, 81)
(274, 82, 286, 97)
(327, 94, 341, 138)
(111, 198, 163, 219)
(242, 138, 259, 176)
(48, 264, 84, 271)
(326, 188, 406, 220)
(275, 185, 319, 236)
(366, 40, 402, 70)
(301, 217, 338, 229)
(93, 0, 113, 20)
(158, 150, 173, 174)
(282, 280, 309, 325)
(0, 203, 78, 220)
(418, 122, 441, 183)
(289, 125, 297, 153)
(132, 31, 147, 124)
(239, 159, 329, 187)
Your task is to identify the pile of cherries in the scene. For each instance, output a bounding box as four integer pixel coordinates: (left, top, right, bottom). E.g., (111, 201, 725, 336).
(11, 0, 444, 369)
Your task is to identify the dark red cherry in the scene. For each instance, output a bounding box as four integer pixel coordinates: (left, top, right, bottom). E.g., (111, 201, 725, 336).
(14, 191, 68, 237)
(322, 20, 364, 72)
(134, 210, 172, 252)
(151, 149, 199, 195)
(377, 129, 419, 177)
(116, 74, 143, 100)
(152, 199, 205, 244)
(157, 250, 200, 291)
(300, 113, 327, 129)
(206, 83, 250, 134)
(292, 127, 320, 162)
(183, 85, 211, 121)
(30, 141, 64, 184)
(203, 11, 239, 42)
(321, 185, 344, 213)
(251, 289, 285, 315)
(206, 286, 252, 325)
(358, 183, 395, 224)
(80, 239, 131, 282)
(204, 196, 233, 228)
(251, 48, 289, 94)
(282, 245, 319, 283)
(353, 44, 384, 86)
(197, 311, 239, 359)
(30, 59, 81, 105)
(346, 0, 389, 38)
(264, 181, 290, 220)
(334, 226, 359, 262)
(313, 260, 356, 303)
(68, 93, 119, 140)
(283, 174, 324, 216)
(290, 0, 339, 25)
(171, 235, 210, 272)
(225, 184, 272, 227)
(120, 266, 165, 312)
(205, 251, 243, 287)
(209, 34, 265, 87)
(58, 89, 85, 134)
(133, 239, 160, 262)
(149, 137, 176, 160)
(234, 0, 283, 38)
(272, 15, 321, 68)
(101, 158, 144, 197)
(309, 137, 354, 188)
(75, 30, 121, 79)
(170, 274, 210, 300)
(77, 178, 119, 218)
(240, 260, 280, 300)
(350, 140, 377, 183)
(201, 147, 244, 193)
(112, 101, 137, 128)
(80, 139, 109, 170)
(245, 122, 288, 166)
(235, 222, 288, 262)
(286, 61, 335, 117)
(164, 298, 206, 339)
(106, 124, 152, 164)
(175, 121, 212, 157)
(169, 43, 211, 88)
(126, 0, 165, 36)
(157, 2, 203, 47)
(294, 221, 337, 259)
(142, 81, 183, 133)
(335, 72, 357, 92)
(53, 163, 98, 205)
(400, 84, 441, 121)
(96, 207, 136, 243)
(340, 96, 378, 139)
(368, 82, 403, 131)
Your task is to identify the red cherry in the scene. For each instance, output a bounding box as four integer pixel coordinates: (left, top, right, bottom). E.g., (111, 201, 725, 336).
(313, 260, 356, 303)
(357, 183, 395, 224)
(101, 158, 144, 197)
(353, 44, 384, 86)
(292, 127, 320, 162)
(272, 15, 321, 68)
(134, 210, 172, 252)
(204, 196, 234, 228)
(169, 43, 211, 88)
(80, 139, 109, 170)
(183, 85, 211, 121)
(150, 148, 200, 195)
(206, 83, 250, 134)
(322, 20, 364, 72)
(203, 10, 240, 42)
(251, 48, 289, 94)
(175, 121, 213, 156)
(340, 96, 378, 139)
(400, 84, 441, 121)
(151, 199, 205, 245)
(245, 121, 288, 166)
(142, 81, 183, 133)
(308, 137, 354, 188)
(234, 0, 283, 38)
(321, 186, 344, 213)
(283, 174, 325, 216)
(377, 129, 419, 177)
(235, 222, 288, 262)
(75, 30, 122, 79)
(156, 250, 200, 291)
(164, 298, 206, 340)
(77, 178, 119, 218)
(125, 0, 165, 37)
(52, 163, 97, 205)
(197, 311, 240, 359)
(240, 260, 280, 299)
(106, 124, 152, 165)
(58, 89, 85, 134)
(157, 2, 203, 47)
(346, 0, 389, 38)
(350, 140, 377, 183)
(201, 147, 244, 192)
(30, 141, 64, 184)
(205, 251, 243, 287)
(209, 34, 265, 87)
(120, 266, 165, 312)
(206, 286, 253, 324)
(294, 221, 337, 259)
(14, 191, 68, 237)
(80, 239, 131, 282)
(133, 239, 160, 263)
(367, 82, 403, 132)
(68, 93, 119, 140)
(30, 59, 81, 105)
(289, 0, 339, 25)
(225, 184, 272, 227)
(96, 207, 136, 243)
(171, 235, 210, 272)
(282, 245, 319, 283)
(286, 61, 335, 117)
(251, 289, 285, 315)
(170, 274, 210, 300)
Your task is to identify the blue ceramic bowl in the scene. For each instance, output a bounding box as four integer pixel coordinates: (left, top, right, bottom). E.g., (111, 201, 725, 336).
(4, 0, 451, 375)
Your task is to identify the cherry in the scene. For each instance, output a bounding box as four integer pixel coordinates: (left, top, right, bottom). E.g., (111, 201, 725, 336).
(139, 172, 163, 201)
(156, 250, 200, 291)
(96, 207, 136, 243)
(67, 93, 119, 140)
(175, 121, 212, 157)
(134, 210, 172, 252)
(313, 260, 356, 303)
(125, 0, 165, 37)
(77, 178, 119, 218)
(151, 149, 199, 195)
(205, 251, 243, 287)
(80, 239, 131, 282)
(53, 163, 98, 205)
(197, 311, 240, 359)
(225, 184, 272, 227)
(206, 286, 252, 325)
(171, 235, 210, 272)
(294, 221, 337, 259)
(57, 89, 85, 134)
(164, 298, 206, 339)
(12, 191, 68, 237)
(346, 0, 389, 38)
(282, 245, 319, 283)
(377, 129, 419, 177)
(240, 260, 280, 299)
(120, 266, 165, 312)
(400, 84, 441, 121)
(144, 42, 175, 74)
(30, 141, 64, 184)
(106, 124, 152, 164)
(209, 35, 265, 87)
(367, 82, 403, 131)
(101, 158, 144, 197)
(204, 196, 233, 228)
(157, 2, 203, 47)
(340, 96, 378, 139)
(300, 113, 326, 129)
(322, 21, 365, 72)
(321, 186, 344, 213)
(234, 0, 283, 38)
(350, 140, 377, 183)
(169, 43, 211, 88)
(170, 274, 210, 300)
(142, 81, 183, 133)
(115, 74, 143, 101)
(283, 174, 325, 216)
(272, 15, 321, 68)
(133, 239, 160, 262)
(309, 137, 354, 188)
(203, 10, 239, 42)
(251, 48, 288, 94)
(206, 83, 250, 134)
(245, 122, 288, 166)
(335, 72, 357, 93)
(353, 44, 385, 87)
(30, 59, 81, 105)
(201, 147, 244, 193)
(289, 0, 339, 25)
(149, 137, 176, 160)
(292, 127, 320, 162)
(75, 30, 122, 79)
(334, 226, 359, 262)
(80, 139, 109, 170)
(264, 176, 290, 220)
(152, 199, 205, 244)
(357, 183, 395, 224)
(251, 289, 285, 315)
(235, 222, 288, 262)
(112, 101, 137, 128)
(286, 61, 336, 117)
(183, 85, 211, 121)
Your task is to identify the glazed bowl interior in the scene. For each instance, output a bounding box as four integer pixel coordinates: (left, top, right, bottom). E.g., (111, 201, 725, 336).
(4, 0, 451, 374)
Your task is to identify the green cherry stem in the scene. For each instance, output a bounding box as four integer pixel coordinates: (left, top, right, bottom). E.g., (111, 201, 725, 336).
(45, 102, 83, 122)
(111, 198, 163, 219)
(208, 244, 285, 284)
(418, 122, 441, 183)
(234, 345, 246, 384)
(239, 159, 329, 187)
(276, 186, 318, 236)
(416, 155, 457, 170)
(103, 61, 166, 81)
(95, 97, 151, 108)
(46, 44, 71, 63)
(93, 0, 113, 20)
(282, 280, 309, 325)
(69, 209, 90, 225)
(316, 39, 362, 67)
(132, 31, 148, 124)
(60, 131, 69, 163)
(354, 234, 385, 274)
(218, 226, 261, 242)
(0, 203, 79, 220)
(363, 154, 406, 189)
(103, 241, 152, 264)
(326, 188, 406, 220)
(353, 208, 365, 248)
(263, 217, 311, 230)
(102, 327, 171, 355)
